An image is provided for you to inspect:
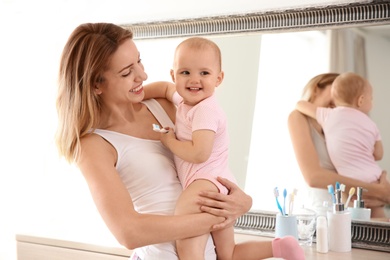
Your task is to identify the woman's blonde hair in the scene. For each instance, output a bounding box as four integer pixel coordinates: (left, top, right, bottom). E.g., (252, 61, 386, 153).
(301, 73, 340, 102)
(56, 23, 133, 163)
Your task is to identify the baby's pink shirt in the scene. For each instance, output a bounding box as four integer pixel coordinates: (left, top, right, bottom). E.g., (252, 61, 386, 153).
(316, 106, 382, 182)
(172, 92, 236, 194)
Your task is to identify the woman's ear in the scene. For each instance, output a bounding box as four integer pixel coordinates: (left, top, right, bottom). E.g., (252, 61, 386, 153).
(94, 85, 102, 95)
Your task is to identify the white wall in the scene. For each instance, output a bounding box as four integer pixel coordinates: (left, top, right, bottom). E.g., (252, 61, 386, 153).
(365, 30, 390, 173)
(0, 1, 381, 259)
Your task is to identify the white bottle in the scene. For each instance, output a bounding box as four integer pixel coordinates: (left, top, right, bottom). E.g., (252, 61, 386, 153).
(316, 216, 328, 253)
(327, 189, 351, 252)
(348, 187, 371, 221)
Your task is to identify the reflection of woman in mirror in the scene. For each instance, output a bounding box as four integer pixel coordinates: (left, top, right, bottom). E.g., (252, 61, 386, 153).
(295, 72, 385, 218)
(288, 73, 390, 218)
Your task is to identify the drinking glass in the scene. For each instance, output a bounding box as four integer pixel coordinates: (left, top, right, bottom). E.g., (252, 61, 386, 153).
(295, 208, 317, 246)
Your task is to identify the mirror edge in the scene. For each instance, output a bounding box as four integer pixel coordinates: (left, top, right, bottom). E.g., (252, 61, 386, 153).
(121, 1, 390, 252)
(123, 2, 390, 40)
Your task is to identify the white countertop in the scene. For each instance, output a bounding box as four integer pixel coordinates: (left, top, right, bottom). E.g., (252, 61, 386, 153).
(16, 230, 390, 260)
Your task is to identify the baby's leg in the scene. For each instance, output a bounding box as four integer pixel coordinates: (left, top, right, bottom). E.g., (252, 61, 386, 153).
(211, 225, 235, 260)
(174, 179, 219, 260)
(214, 229, 304, 260)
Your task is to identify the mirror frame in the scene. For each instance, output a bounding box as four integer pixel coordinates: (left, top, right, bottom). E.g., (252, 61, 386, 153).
(122, 1, 390, 252)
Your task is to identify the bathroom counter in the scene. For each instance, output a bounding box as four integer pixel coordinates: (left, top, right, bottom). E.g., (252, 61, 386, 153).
(16, 231, 389, 260)
(234, 233, 390, 260)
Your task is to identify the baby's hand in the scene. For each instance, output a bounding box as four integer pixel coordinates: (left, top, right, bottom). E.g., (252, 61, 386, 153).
(159, 127, 175, 147)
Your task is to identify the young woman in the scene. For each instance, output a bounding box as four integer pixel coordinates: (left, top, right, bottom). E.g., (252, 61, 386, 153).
(55, 23, 252, 259)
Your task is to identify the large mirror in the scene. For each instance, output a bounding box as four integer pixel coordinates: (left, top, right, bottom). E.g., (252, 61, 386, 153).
(123, 1, 390, 251)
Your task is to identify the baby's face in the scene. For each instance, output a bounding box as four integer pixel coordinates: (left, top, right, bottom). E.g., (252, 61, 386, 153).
(171, 45, 222, 106)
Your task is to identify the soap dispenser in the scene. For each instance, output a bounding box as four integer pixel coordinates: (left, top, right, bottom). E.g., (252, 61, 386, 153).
(348, 187, 371, 221)
(327, 188, 351, 252)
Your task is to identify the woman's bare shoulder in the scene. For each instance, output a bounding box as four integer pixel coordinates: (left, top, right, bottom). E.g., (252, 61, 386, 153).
(288, 109, 307, 125)
(155, 98, 176, 122)
(80, 132, 104, 146)
(79, 133, 116, 164)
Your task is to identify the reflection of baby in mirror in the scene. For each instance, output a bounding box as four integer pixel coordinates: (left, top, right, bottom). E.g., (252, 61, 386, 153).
(296, 72, 385, 218)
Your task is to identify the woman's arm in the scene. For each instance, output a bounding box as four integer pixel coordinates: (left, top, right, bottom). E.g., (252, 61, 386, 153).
(288, 109, 390, 204)
(198, 176, 253, 229)
(77, 134, 247, 250)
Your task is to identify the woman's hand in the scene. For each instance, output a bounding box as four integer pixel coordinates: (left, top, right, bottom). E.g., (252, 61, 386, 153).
(364, 171, 390, 206)
(197, 177, 252, 230)
(378, 171, 390, 204)
(364, 198, 385, 208)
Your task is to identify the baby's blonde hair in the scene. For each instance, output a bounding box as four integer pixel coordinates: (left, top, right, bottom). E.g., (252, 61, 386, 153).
(174, 37, 222, 70)
(332, 72, 367, 106)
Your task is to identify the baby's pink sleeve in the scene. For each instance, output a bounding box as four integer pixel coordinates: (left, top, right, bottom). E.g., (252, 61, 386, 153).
(172, 91, 182, 106)
(316, 107, 331, 127)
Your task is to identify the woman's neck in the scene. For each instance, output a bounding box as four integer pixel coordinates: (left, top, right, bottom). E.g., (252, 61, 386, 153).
(97, 102, 161, 140)
(98, 102, 140, 130)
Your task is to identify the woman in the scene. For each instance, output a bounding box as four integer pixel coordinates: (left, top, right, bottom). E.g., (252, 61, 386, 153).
(288, 73, 390, 216)
(55, 23, 252, 259)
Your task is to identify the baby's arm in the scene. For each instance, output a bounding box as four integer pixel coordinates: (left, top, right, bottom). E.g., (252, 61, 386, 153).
(374, 140, 384, 161)
(143, 81, 176, 102)
(161, 129, 215, 163)
(296, 100, 317, 119)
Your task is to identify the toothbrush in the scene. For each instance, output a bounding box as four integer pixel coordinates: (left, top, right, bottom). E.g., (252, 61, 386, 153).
(283, 188, 287, 215)
(274, 187, 284, 215)
(152, 124, 169, 133)
(340, 183, 346, 192)
(288, 188, 298, 215)
(345, 187, 356, 207)
(335, 181, 340, 190)
(328, 184, 336, 203)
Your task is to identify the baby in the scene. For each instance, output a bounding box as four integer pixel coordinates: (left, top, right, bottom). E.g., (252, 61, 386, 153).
(145, 36, 304, 260)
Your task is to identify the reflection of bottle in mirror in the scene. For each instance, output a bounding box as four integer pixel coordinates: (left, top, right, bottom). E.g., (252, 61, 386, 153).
(316, 216, 328, 253)
(348, 187, 371, 221)
(327, 189, 351, 252)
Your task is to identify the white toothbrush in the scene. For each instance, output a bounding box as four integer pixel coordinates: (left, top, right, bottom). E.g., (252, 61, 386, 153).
(152, 124, 169, 133)
(340, 183, 346, 192)
(288, 188, 298, 215)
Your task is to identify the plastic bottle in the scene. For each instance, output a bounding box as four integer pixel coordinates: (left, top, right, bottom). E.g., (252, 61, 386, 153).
(326, 189, 351, 252)
(316, 216, 328, 253)
(348, 187, 371, 221)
